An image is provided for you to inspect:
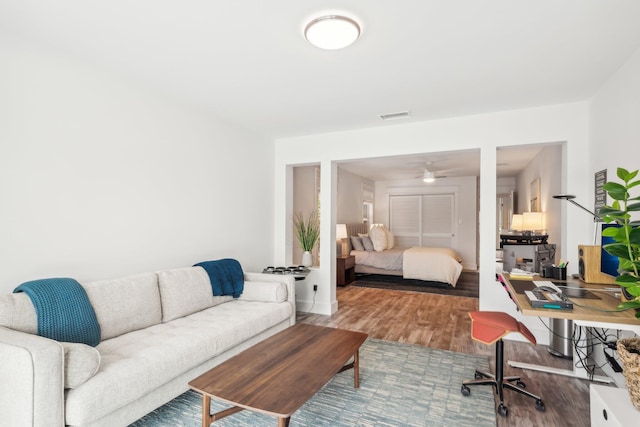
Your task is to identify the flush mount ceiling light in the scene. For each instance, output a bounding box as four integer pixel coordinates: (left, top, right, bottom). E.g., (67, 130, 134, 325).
(304, 15, 361, 50)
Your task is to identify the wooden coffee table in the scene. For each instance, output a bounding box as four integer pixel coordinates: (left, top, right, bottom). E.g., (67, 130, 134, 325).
(188, 323, 368, 427)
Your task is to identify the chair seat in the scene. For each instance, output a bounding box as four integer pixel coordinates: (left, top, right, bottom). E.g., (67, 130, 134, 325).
(469, 311, 536, 345)
(462, 311, 545, 417)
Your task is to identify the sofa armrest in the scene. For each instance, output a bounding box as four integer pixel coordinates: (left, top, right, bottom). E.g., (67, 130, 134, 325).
(0, 327, 65, 427)
(244, 273, 296, 325)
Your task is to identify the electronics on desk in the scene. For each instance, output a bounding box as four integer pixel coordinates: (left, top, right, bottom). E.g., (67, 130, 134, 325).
(524, 280, 573, 310)
(578, 245, 617, 284)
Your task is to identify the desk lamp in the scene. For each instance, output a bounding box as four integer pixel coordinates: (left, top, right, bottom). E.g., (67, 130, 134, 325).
(553, 194, 600, 246)
(552, 194, 601, 221)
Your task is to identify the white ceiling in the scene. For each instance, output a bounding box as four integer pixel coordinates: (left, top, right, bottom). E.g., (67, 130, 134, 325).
(2, 1, 640, 179)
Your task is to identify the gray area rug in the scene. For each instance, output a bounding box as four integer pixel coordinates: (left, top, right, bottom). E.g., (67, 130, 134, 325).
(353, 271, 479, 298)
(130, 338, 496, 427)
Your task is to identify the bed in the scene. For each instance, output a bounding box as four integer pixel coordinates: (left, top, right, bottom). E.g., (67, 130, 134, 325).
(345, 223, 463, 287)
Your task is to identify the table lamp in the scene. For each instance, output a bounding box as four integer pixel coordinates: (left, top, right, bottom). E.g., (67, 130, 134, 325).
(336, 224, 348, 256)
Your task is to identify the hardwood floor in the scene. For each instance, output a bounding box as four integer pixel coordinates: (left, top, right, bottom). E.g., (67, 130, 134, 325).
(298, 285, 593, 427)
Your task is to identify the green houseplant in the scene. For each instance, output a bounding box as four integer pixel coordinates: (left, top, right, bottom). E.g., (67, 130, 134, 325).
(600, 167, 640, 410)
(293, 211, 320, 266)
(599, 167, 640, 317)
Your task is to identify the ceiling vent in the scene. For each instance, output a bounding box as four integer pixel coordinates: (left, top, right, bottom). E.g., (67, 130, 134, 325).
(379, 111, 411, 121)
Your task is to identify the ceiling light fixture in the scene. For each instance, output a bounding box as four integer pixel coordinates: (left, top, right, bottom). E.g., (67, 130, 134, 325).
(304, 15, 361, 50)
(423, 169, 435, 183)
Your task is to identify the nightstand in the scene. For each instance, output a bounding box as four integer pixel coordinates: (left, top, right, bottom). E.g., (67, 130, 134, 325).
(337, 255, 356, 286)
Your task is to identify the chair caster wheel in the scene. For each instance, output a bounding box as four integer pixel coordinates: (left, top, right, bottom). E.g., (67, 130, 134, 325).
(536, 399, 545, 412)
(461, 385, 471, 396)
(516, 380, 526, 388)
(497, 403, 508, 417)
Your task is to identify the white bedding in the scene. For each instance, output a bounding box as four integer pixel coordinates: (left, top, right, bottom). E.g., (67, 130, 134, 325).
(402, 247, 463, 286)
(352, 246, 463, 286)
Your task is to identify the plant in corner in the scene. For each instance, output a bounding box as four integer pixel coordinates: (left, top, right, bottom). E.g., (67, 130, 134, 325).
(293, 211, 320, 266)
(599, 167, 640, 317)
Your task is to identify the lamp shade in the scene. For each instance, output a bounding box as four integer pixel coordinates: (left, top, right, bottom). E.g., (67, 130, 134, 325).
(523, 212, 544, 231)
(336, 224, 348, 239)
(511, 214, 523, 231)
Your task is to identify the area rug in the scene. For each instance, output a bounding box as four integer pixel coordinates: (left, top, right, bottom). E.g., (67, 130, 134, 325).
(130, 338, 496, 427)
(352, 271, 479, 298)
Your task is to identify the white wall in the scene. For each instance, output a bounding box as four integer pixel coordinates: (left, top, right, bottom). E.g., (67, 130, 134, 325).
(275, 102, 591, 333)
(0, 38, 275, 294)
(516, 144, 564, 254)
(337, 167, 374, 224)
(589, 46, 640, 386)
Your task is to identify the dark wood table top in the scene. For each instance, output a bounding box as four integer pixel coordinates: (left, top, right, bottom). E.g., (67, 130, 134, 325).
(188, 323, 368, 418)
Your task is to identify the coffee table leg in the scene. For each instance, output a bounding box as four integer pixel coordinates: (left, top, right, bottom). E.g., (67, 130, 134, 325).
(354, 349, 360, 388)
(202, 394, 212, 427)
(278, 417, 291, 427)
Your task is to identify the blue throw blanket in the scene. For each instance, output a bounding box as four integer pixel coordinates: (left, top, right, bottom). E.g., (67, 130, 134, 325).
(14, 278, 101, 347)
(194, 258, 244, 298)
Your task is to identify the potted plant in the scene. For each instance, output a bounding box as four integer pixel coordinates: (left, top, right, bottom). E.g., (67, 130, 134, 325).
(293, 211, 320, 267)
(599, 167, 640, 410)
(599, 167, 640, 315)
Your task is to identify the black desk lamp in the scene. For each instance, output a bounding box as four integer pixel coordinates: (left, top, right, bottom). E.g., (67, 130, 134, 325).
(552, 194, 601, 221)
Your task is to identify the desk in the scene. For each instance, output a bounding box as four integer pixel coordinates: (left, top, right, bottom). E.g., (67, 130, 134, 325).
(502, 273, 640, 383)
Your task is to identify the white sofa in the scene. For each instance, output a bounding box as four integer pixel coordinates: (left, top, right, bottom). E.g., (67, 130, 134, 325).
(0, 266, 296, 427)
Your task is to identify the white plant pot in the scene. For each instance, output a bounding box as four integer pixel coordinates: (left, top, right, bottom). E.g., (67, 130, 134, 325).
(301, 251, 313, 267)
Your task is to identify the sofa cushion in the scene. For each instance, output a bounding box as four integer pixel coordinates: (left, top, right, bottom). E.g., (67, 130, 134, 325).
(82, 273, 162, 341)
(64, 299, 294, 425)
(61, 342, 101, 389)
(157, 267, 232, 322)
(0, 292, 37, 334)
(237, 281, 287, 303)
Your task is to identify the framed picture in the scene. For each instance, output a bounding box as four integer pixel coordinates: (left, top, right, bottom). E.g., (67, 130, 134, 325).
(530, 178, 540, 212)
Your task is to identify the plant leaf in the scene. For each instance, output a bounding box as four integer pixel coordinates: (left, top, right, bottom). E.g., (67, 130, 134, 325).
(616, 301, 640, 311)
(617, 167, 631, 180)
(603, 182, 627, 200)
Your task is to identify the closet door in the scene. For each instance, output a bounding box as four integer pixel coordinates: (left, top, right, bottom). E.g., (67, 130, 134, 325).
(389, 194, 455, 248)
(421, 194, 455, 247)
(389, 195, 421, 247)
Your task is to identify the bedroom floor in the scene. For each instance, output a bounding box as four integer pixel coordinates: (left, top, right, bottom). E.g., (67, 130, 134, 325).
(298, 285, 593, 427)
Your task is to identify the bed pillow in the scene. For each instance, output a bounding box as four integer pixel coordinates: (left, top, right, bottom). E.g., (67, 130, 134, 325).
(382, 226, 395, 249)
(361, 236, 375, 251)
(369, 225, 388, 252)
(350, 236, 365, 251)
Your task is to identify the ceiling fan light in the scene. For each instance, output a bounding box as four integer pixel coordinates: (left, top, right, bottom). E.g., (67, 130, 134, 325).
(423, 170, 435, 183)
(304, 15, 361, 50)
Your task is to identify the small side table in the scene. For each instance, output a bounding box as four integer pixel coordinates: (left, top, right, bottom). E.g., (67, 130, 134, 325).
(337, 255, 356, 286)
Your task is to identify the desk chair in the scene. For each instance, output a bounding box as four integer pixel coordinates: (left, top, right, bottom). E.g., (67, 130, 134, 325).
(461, 311, 545, 417)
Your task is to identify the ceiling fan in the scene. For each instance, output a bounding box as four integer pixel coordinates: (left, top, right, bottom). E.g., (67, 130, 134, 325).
(415, 161, 447, 182)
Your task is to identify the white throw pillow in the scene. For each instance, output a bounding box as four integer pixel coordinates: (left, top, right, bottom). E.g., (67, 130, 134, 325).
(238, 281, 287, 302)
(61, 342, 101, 389)
(369, 225, 388, 252)
(383, 226, 395, 249)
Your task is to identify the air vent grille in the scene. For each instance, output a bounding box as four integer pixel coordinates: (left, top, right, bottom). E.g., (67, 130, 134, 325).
(379, 111, 411, 120)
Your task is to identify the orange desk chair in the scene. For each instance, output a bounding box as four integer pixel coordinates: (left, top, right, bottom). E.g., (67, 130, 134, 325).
(461, 311, 545, 417)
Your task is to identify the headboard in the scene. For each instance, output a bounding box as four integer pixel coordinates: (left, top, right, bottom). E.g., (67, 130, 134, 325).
(344, 223, 370, 252)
